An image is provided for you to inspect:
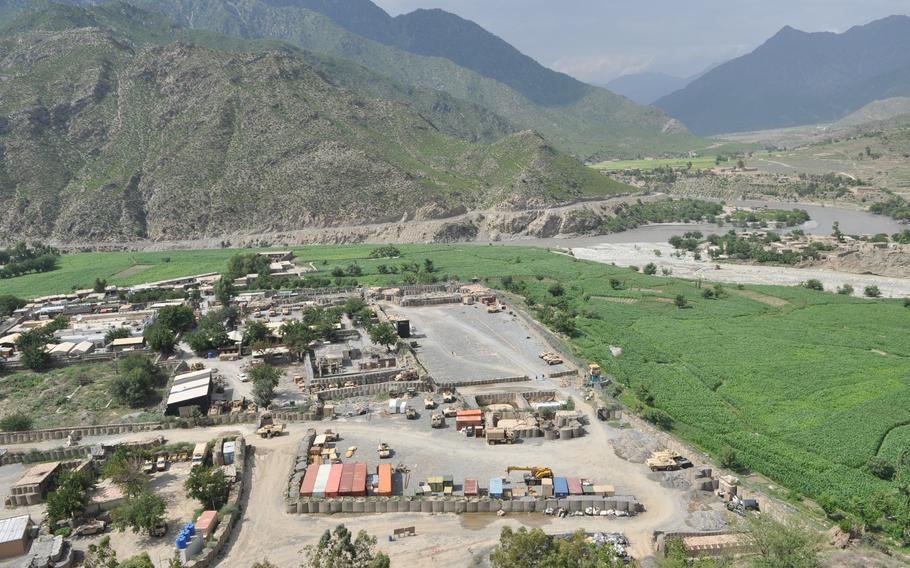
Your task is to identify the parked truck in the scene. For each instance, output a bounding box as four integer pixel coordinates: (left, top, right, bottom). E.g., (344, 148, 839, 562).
(646, 450, 693, 472)
(431, 412, 444, 428)
(487, 428, 516, 445)
(192, 443, 208, 468)
(257, 412, 286, 438)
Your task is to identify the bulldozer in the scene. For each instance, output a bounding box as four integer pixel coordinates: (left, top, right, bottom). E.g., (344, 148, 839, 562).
(431, 412, 444, 428)
(256, 412, 286, 439)
(646, 449, 693, 472)
(506, 466, 553, 480)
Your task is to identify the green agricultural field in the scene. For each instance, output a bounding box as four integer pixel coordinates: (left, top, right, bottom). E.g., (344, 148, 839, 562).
(3, 243, 909, 518)
(590, 156, 720, 172)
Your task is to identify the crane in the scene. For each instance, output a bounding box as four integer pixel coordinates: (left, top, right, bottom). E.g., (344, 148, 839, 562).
(505, 466, 553, 479)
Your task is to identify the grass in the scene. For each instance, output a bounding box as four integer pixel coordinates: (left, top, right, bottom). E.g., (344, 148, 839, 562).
(4, 243, 909, 513)
(0, 362, 165, 429)
(589, 156, 720, 172)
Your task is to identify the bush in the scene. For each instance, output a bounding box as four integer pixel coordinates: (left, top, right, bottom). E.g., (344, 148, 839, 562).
(720, 448, 741, 470)
(643, 263, 658, 275)
(673, 295, 688, 308)
(866, 456, 895, 481)
(0, 412, 33, 432)
(864, 285, 882, 298)
(110, 356, 162, 407)
(802, 279, 824, 291)
(641, 408, 673, 430)
(837, 284, 855, 296)
(547, 282, 565, 297)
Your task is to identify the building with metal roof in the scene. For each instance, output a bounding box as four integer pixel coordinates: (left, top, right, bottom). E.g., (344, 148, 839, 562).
(0, 515, 32, 559)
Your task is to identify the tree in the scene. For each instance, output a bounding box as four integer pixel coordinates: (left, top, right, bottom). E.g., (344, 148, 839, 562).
(251, 364, 281, 408)
(673, 295, 688, 309)
(93, 278, 108, 293)
(243, 320, 270, 346)
(302, 524, 390, 568)
(867, 456, 895, 481)
(490, 526, 622, 568)
(423, 258, 435, 273)
(156, 305, 196, 333)
(110, 355, 162, 408)
(832, 221, 844, 242)
(104, 327, 132, 346)
(213, 275, 236, 307)
(0, 412, 33, 432)
(720, 448, 740, 470)
(551, 311, 577, 336)
(119, 554, 155, 568)
(609, 278, 622, 290)
(281, 320, 314, 360)
(643, 263, 658, 275)
(144, 323, 176, 354)
(864, 285, 882, 298)
(837, 284, 854, 296)
(46, 470, 93, 526)
(85, 536, 119, 568)
(368, 322, 398, 351)
(0, 295, 26, 317)
(103, 448, 148, 497)
(112, 490, 166, 535)
(748, 515, 819, 568)
(185, 466, 229, 510)
(15, 329, 51, 371)
(548, 282, 565, 297)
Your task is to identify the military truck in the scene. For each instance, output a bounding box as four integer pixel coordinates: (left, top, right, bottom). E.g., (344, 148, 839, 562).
(646, 449, 693, 472)
(405, 407, 418, 420)
(487, 428, 516, 445)
(431, 412, 444, 428)
(257, 412, 286, 438)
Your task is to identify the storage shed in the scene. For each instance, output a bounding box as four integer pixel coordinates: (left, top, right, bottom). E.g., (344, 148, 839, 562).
(0, 515, 31, 559)
(165, 375, 213, 416)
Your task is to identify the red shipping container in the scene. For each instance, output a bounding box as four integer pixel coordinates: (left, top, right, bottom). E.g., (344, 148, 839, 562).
(326, 464, 344, 498)
(567, 477, 583, 496)
(299, 465, 320, 497)
(463, 478, 478, 496)
(377, 463, 392, 497)
(352, 462, 367, 497)
(339, 464, 355, 496)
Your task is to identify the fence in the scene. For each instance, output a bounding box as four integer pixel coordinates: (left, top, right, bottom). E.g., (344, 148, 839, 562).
(434, 375, 530, 389)
(2, 348, 152, 372)
(315, 380, 430, 401)
(0, 437, 166, 466)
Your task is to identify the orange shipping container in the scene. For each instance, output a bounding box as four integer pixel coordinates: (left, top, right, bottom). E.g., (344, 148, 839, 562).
(326, 464, 343, 498)
(377, 463, 392, 497)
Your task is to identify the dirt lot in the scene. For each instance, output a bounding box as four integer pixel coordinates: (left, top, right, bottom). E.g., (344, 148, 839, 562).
(384, 303, 567, 382)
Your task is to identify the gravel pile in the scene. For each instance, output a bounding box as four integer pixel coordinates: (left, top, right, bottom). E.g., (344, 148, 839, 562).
(686, 510, 728, 532)
(610, 429, 660, 463)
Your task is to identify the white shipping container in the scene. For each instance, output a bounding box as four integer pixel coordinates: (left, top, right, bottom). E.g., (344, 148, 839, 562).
(389, 399, 399, 414)
(313, 464, 333, 498)
(398, 401, 408, 414)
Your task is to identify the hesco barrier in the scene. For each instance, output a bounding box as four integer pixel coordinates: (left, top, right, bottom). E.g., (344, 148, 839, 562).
(315, 380, 430, 401)
(309, 368, 401, 387)
(289, 495, 640, 515)
(0, 409, 319, 446)
(434, 376, 529, 389)
(0, 437, 166, 466)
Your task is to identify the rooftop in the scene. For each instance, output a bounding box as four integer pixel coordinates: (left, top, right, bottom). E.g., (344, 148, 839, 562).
(14, 462, 61, 488)
(0, 515, 30, 544)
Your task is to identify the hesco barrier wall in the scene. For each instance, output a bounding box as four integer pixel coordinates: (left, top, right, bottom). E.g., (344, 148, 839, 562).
(0, 409, 319, 446)
(309, 368, 401, 387)
(434, 376, 530, 389)
(0, 437, 165, 467)
(315, 380, 430, 401)
(287, 495, 640, 515)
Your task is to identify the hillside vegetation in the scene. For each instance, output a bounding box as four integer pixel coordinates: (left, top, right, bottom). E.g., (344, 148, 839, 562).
(0, 3, 627, 243)
(10, 0, 703, 159)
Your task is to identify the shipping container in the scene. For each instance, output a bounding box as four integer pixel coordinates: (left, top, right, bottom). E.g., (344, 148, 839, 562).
(299, 465, 320, 497)
(313, 464, 332, 498)
(388, 399, 399, 414)
(195, 511, 218, 539)
(489, 477, 503, 498)
(339, 464, 355, 496)
(567, 477, 583, 496)
(326, 464, 344, 498)
(553, 477, 569, 497)
(455, 410, 482, 418)
(398, 401, 408, 414)
(464, 478, 478, 496)
(592, 484, 615, 497)
(352, 463, 367, 497)
(377, 463, 393, 497)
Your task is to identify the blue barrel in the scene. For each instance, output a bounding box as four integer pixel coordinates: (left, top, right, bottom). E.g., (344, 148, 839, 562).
(176, 536, 187, 549)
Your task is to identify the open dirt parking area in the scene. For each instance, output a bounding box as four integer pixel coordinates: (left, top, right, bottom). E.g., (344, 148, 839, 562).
(384, 303, 567, 382)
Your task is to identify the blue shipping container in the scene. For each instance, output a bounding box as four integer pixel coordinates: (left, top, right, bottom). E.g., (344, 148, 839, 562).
(489, 477, 503, 497)
(554, 477, 569, 497)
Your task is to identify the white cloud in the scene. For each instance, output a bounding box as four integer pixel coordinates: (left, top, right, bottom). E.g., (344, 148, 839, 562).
(550, 54, 654, 83)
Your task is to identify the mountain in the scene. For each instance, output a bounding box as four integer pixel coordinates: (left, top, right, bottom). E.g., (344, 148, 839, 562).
(656, 15, 910, 135)
(9, 0, 701, 159)
(0, 2, 629, 243)
(604, 72, 689, 105)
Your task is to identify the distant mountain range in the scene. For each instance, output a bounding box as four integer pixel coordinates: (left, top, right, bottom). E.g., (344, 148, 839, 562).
(604, 73, 690, 105)
(0, 0, 701, 160)
(656, 15, 910, 135)
(0, 2, 629, 243)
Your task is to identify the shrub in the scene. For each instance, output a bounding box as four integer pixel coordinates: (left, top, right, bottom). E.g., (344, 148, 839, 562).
(837, 284, 855, 296)
(643, 263, 657, 275)
(866, 456, 895, 481)
(0, 412, 33, 432)
(720, 448, 741, 470)
(641, 408, 673, 430)
(802, 279, 824, 291)
(864, 285, 882, 298)
(673, 295, 688, 308)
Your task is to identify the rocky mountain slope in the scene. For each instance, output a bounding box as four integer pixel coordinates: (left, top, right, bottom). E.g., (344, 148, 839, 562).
(657, 15, 910, 135)
(7, 0, 703, 159)
(0, 3, 629, 243)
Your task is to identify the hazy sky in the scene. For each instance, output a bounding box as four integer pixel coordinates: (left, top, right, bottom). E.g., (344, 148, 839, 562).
(372, 0, 909, 83)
